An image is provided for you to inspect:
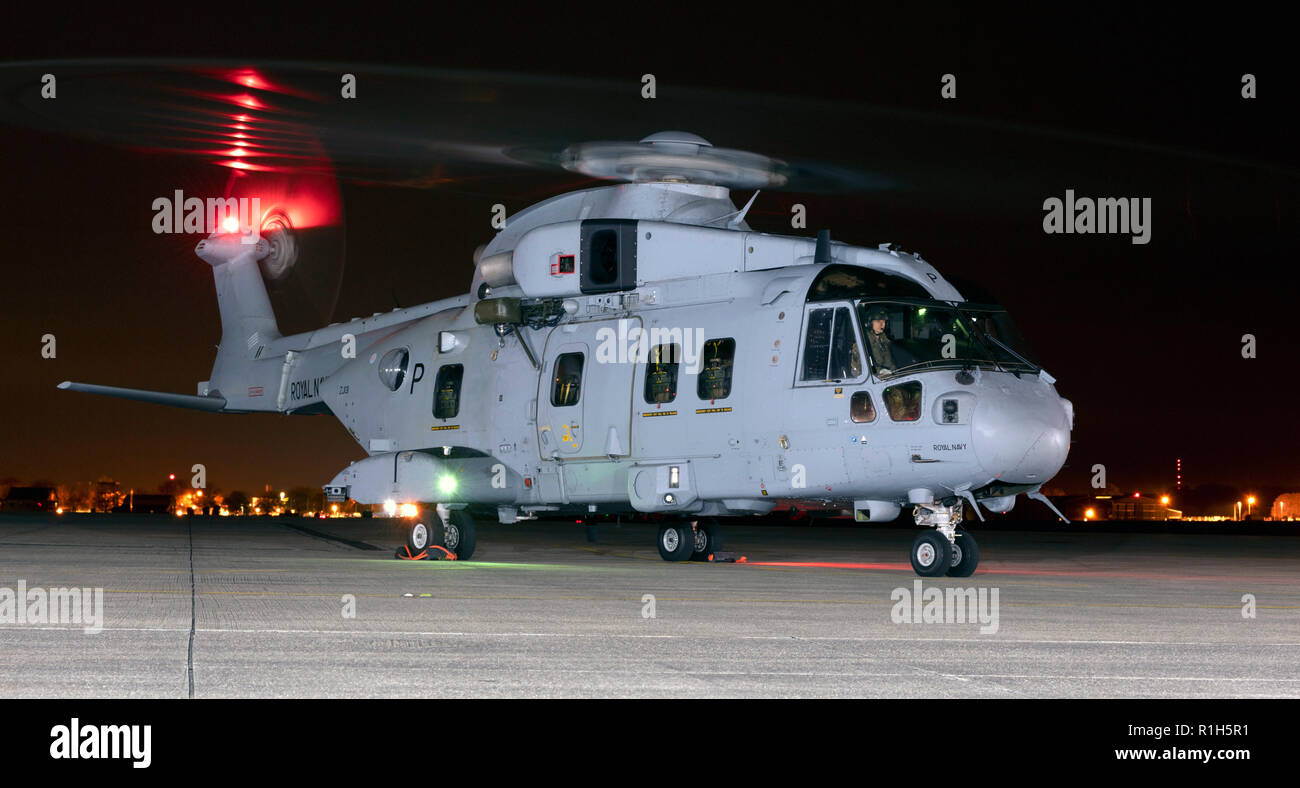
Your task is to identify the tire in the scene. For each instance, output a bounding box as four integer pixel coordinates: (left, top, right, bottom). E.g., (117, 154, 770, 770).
(690, 519, 722, 561)
(947, 531, 980, 577)
(405, 520, 431, 553)
(910, 531, 952, 577)
(657, 523, 694, 562)
(440, 509, 478, 560)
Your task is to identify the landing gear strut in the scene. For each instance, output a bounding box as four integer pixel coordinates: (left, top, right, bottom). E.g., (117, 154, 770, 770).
(910, 502, 980, 577)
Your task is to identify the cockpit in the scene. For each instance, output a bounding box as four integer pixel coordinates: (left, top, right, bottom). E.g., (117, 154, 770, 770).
(856, 300, 1038, 377)
(801, 265, 1039, 382)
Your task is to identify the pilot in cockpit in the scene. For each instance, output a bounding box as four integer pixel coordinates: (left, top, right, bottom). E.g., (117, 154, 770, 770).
(864, 306, 897, 376)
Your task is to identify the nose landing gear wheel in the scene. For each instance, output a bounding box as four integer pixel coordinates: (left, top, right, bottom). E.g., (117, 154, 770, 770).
(910, 531, 953, 577)
(946, 531, 980, 577)
(657, 523, 694, 561)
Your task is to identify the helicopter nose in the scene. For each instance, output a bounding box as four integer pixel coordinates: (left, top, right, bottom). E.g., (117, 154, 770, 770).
(972, 389, 1071, 484)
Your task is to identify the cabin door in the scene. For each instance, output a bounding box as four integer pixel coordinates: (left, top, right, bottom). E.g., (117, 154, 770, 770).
(536, 318, 639, 461)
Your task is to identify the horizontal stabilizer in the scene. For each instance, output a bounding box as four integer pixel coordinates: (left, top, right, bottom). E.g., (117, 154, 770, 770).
(57, 381, 230, 412)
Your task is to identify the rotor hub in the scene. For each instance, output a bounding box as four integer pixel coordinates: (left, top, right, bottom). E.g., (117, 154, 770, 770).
(561, 130, 788, 189)
(258, 209, 299, 281)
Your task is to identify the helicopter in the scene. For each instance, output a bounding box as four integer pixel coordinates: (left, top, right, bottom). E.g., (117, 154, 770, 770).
(58, 130, 1073, 577)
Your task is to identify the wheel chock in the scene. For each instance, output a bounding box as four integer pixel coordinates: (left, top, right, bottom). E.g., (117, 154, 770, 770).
(393, 544, 458, 561)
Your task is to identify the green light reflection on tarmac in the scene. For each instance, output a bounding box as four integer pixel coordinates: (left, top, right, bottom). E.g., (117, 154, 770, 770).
(364, 559, 613, 572)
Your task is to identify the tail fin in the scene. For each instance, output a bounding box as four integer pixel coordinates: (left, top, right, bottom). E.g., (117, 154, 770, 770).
(196, 234, 281, 351)
(195, 234, 282, 399)
(58, 233, 283, 413)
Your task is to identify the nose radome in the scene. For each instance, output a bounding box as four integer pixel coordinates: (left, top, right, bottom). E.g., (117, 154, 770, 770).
(1012, 425, 1070, 483)
(972, 393, 1070, 484)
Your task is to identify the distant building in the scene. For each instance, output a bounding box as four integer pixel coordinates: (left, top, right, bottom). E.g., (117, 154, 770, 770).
(114, 493, 175, 514)
(1111, 497, 1182, 520)
(1, 486, 58, 512)
(1270, 493, 1300, 521)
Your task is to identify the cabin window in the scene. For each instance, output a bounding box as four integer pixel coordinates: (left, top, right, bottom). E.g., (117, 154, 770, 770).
(551, 353, 584, 407)
(697, 338, 735, 401)
(377, 348, 409, 391)
(850, 391, 877, 423)
(644, 343, 681, 404)
(433, 364, 464, 419)
(801, 306, 861, 382)
(883, 381, 922, 422)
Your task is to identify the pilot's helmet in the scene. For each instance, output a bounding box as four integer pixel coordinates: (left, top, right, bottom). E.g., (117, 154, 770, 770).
(865, 306, 889, 323)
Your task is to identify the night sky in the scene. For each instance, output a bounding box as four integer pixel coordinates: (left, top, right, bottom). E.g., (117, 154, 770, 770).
(0, 6, 1296, 500)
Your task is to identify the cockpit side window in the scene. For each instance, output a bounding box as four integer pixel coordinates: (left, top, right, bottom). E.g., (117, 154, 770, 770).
(829, 307, 861, 380)
(850, 391, 877, 423)
(800, 305, 861, 382)
(883, 381, 922, 422)
(801, 308, 833, 381)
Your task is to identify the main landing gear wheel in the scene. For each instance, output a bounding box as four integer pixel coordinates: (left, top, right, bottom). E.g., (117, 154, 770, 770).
(404, 520, 431, 554)
(690, 519, 723, 561)
(657, 523, 694, 562)
(946, 531, 980, 577)
(439, 509, 478, 560)
(910, 531, 952, 577)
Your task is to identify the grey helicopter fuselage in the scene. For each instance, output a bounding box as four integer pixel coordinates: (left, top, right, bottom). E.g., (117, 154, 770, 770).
(297, 181, 1073, 527)
(61, 176, 1073, 574)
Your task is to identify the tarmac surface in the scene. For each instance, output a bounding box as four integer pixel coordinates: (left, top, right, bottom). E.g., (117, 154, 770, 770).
(0, 513, 1296, 698)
